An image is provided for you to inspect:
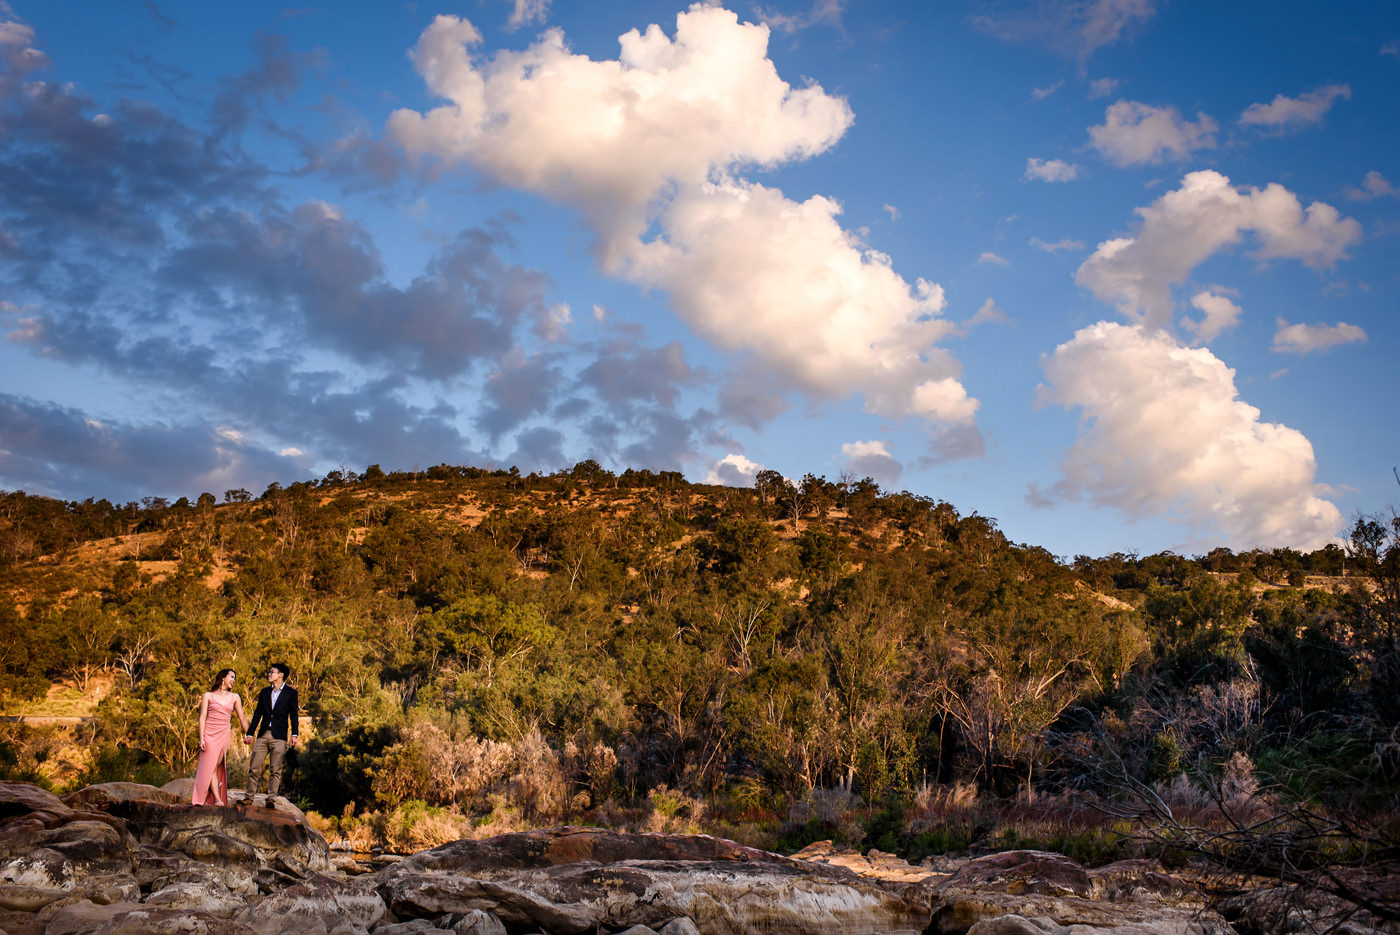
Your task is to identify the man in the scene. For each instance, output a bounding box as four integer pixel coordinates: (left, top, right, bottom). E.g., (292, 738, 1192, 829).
(243, 663, 299, 807)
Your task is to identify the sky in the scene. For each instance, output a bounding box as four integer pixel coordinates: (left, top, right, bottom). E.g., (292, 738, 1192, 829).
(0, 0, 1396, 560)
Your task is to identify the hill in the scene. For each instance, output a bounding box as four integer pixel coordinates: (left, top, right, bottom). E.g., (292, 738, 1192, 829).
(1, 462, 1397, 884)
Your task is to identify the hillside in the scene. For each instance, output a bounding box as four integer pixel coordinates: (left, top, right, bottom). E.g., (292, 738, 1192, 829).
(1, 463, 1397, 902)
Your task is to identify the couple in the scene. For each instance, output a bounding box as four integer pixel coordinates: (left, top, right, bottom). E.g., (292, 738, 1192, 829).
(191, 663, 300, 807)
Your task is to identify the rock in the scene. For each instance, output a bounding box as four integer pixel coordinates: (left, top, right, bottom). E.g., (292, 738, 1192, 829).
(657, 919, 702, 935)
(42, 899, 261, 935)
(450, 909, 506, 935)
(0, 883, 68, 911)
(376, 828, 930, 935)
(78, 794, 330, 872)
(62, 784, 182, 810)
(143, 881, 248, 917)
(372, 921, 446, 935)
(614, 926, 660, 935)
(939, 850, 1093, 899)
(134, 845, 259, 899)
(929, 851, 1232, 935)
(0, 782, 68, 819)
(240, 872, 388, 935)
(794, 842, 943, 885)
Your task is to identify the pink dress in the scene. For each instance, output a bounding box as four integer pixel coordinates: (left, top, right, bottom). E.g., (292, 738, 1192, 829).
(191, 692, 238, 805)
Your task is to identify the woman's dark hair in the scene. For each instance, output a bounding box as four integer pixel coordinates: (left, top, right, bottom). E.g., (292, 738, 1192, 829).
(211, 668, 235, 691)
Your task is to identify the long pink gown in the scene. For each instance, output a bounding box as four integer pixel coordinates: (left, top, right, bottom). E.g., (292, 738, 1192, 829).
(191, 692, 238, 805)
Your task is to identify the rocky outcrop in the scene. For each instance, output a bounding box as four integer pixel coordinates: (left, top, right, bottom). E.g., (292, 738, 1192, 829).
(926, 850, 1232, 935)
(374, 828, 930, 935)
(2, 782, 1321, 935)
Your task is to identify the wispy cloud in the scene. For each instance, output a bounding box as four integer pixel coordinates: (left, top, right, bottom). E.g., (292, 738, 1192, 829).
(1030, 236, 1085, 252)
(1239, 83, 1350, 133)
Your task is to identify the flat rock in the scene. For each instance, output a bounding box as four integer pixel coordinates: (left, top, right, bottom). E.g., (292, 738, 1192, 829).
(377, 829, 929, 935)
(240, 872, 388, 935)
(62, 784, 182, 810)
(929, 851, 1232, 935)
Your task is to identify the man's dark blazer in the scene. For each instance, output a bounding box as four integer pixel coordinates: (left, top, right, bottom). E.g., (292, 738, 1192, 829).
(247, 685, 299, 741)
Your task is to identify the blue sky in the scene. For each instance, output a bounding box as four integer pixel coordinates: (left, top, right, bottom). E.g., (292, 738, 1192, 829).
(0, 0, 1396, 559)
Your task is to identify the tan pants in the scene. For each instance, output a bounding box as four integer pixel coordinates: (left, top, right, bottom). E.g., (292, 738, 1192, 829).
(247, 734, 288, 796)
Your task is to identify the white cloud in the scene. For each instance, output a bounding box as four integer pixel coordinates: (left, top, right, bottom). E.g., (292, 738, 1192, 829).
(1030, 236, 1085, 252)
(882, 203, 900, 221)
(535, 302, 572, 341)
(1271, 319, 1367, 354)
(965, 298, 1007, 327)
(1031, 80, 1063, 101)
(1239, 84, 1350, 132)
(280, 447, 305, 457)
(592, 303, 608, 321)
(703, 452, 762, 485)
(1180, 290, 1242, 342)
(977, 251, 1010, 266)
(391, 5, 979, 444)
(1088, 100, 1217, 166)
(1383, 40, 1399, 57)
(390, 6, 854, 263)
(1345, 170, 1398, 202)
(628, 178, 973, 424)
(1088, 77, 1119, 99)
(506, 0, 550, 31)
(1076, 170, 1361, 328)
(1039, 321, 1342, 549)
(841, 439, 902, 482)
(1025, 157, 1079, 182)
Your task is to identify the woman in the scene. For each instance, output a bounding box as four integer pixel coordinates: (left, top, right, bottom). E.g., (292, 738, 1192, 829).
(192, 668, 250, 806)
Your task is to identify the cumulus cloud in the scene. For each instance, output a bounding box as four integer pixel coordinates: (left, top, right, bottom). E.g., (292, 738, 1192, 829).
(703, 452, 762, 485)
(1088, 100, 1217, 166)
(1345, 170, 1398, 202)
(1239, 83, 1350, 132)
(390, 5, 981, 450)
(1076, 170, 1361, 328)
(1031, 80, 1063, 101)
(1025, 157, 1079, 182)
(1180, 290, 1242, 342)
(882, 203, 900, 221)
(1271, 319, 1367, 354)
(841, 439, 902, 482)
(1038, 321, 1342, 549)
(389, 6, 853, 261)
(978, 251, 1010, 266)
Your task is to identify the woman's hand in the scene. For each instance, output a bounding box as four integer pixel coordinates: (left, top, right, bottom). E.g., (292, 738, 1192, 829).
(199, 738, 206, 751)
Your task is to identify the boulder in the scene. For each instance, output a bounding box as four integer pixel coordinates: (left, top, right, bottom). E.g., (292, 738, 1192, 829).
(41, 898, 261, 935)
(76, 794, 330, 872)
(376, 828, 930, 935)
(450, 909, 506, 935)
(240, 872, 389, 935)
(143, 881, 248, 917)
(928, 851, 1232, 935)
(62, 784, 182, 810)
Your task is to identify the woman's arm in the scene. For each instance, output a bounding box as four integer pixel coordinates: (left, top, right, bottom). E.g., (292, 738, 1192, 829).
(198, 693, 210, 751)
(234, 695, 250, 735)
